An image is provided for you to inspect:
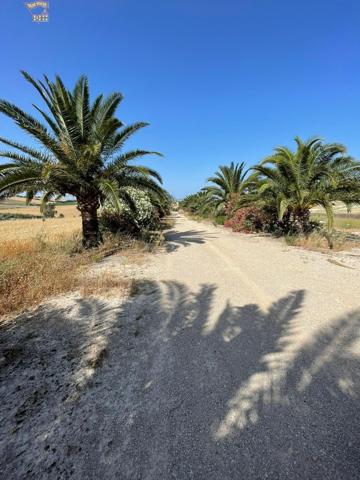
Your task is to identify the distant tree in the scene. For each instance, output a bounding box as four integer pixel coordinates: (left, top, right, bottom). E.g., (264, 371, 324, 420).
(202, 162, 250, 216)
(180, 191, 209, 215)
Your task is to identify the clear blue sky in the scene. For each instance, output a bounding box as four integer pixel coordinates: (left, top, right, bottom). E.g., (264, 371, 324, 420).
(1, 1, 360, 198)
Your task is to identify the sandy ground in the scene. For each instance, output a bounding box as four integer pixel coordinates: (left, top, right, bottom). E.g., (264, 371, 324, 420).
(1, 213, 360, 479)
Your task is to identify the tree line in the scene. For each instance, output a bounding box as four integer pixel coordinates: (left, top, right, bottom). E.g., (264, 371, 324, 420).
(180, 137, 360, 246)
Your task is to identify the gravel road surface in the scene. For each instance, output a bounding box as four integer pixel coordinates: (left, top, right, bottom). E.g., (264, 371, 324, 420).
(1, 213, 359, 479)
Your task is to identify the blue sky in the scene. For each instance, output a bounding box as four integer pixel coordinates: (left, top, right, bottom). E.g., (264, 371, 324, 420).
(0, 0, 360, 198)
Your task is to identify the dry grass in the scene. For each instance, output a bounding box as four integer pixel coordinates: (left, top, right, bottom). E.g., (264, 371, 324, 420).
(285, 231, 360, 252)
(311, 201, 360, 215)
(0, 231, 150, 317)
(0, 205, 81, 243)
(0, 217, 80, 243)
(0, 196, 163, 316)
(311, 203, 360, 232)
(0, 239, 87, 316)
(0, 204, 78, 216)
(311, 213, 360, 232)
(79, 274, 136, 299)
(0, 196, 41, 207)
(0, 195, 76, 207)
(0, 194, 158, 317)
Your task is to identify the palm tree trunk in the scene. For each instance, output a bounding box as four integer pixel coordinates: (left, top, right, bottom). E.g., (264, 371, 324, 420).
(77, 197, 102, 248)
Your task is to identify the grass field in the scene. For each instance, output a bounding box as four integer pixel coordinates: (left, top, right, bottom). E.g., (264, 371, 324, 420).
(0, 198, 82, 315)
(311, 213, 360, 231)
(310, 202, 360, 231)
(0, 196, 158, 316)
(0, 198, 81, 243)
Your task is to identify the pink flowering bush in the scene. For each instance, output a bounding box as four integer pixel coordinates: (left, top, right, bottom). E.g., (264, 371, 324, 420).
(224, 207, 267, 233)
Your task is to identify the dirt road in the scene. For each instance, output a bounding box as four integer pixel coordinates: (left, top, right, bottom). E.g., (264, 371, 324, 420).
(1, 213, 360, 479)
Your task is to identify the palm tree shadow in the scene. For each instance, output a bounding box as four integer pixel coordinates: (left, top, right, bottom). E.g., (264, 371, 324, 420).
(117, 283, 360, 479)
(164, 229, 216, 252)
(1, 283, 359, 479)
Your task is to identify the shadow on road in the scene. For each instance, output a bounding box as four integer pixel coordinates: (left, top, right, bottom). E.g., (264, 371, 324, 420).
(164, 229, 216, 252)
(1, 283, 359, 479)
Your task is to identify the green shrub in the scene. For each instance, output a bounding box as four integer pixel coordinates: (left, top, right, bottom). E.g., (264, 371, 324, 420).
(214, 215, 226, 225)
(100, 187, 160, 235)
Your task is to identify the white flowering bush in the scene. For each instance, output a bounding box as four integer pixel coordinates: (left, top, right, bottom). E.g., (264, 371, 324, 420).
(100, 187, 160, 233)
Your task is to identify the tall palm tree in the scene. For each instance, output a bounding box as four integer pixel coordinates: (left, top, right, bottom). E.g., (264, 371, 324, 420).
(0, 72, 164, 247)
(253, 136, 360, 234)
(202, 162, 250, 216)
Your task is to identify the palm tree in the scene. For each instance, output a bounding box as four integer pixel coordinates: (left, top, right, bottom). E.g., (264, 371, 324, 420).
(180, 191, 208, 215)
(0, 72, 164, 247)
(253, 136, 360, 234)
(202, 162, 250, 216)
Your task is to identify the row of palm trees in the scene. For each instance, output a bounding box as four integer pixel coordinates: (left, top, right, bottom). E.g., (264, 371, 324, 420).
(1, 73, 359, 246)
(182, 137, 360, 234)
(0, 72, 168, 247)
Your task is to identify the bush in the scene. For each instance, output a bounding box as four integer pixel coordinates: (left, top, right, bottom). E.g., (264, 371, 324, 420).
(180, 192, 208, 215)
(100, 187, 161, 235)
(224, 207, 267, 233)
(100, 210, 139, 235)
(214, 215, 226, 225)
(225, 206, 321, 236)
(276, 210, 320, 236)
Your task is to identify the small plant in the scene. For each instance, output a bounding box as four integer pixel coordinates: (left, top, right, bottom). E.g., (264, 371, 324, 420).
(213, 215, 226, 225)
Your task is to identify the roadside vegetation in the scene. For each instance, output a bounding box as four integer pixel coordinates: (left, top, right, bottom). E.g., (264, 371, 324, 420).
(0, 73, 172, 315)
(0, 195, 171, 316)
(0, 72, 360, 316)
(0, 226, 156, 316)
(181, 137, 360, 250)
(0, 71, 169, 247)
